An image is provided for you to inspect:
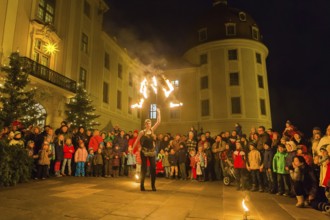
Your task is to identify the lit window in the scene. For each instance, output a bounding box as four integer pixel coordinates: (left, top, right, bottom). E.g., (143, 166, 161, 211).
(118, 64, 122, 79)
(171, 80, 179, 87)
(260, 99, 266, 115)
(252, 27, 259, 40)
(79, 67, 87, 88)
(198, 28, 207, 42)
(201, 100, 210, 116)
(150, 104, 157, 119)
(200, 54, 208, 65)
(200, 76, 208, 89)
(104, 52, 110, 69)
(225, 23, 236, 36)
(229, 72, 239, 86)
(228, 49, 238, 60)
(117, 90, 122, 109)
(37, 0, 55, 24)
(231, 97, 241, 114)
(33, 39, 50, 67)
(257, 75, 264, 88)
(103, 82, 109, 103)
(84, 0, 91, 18)
(81, 33, 88, 53)
(170, 109, 180, 119)
(256, 53, 262, 64)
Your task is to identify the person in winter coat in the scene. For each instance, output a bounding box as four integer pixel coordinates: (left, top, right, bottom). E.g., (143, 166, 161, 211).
(233, 141, 246, 190)
(273, 144, 290, 196)
(54, 134, 64, 177)
(246, 142, 263, 192)
(289, 156, 318, 208)
(126, 146, 136, 178)
(103, 141, 113, 178)
(112, 144, 121, 177)
(61, 138, 75, 176)
(195, 145, 207, 182)
(86, 149, 94, 177)
(177, 142, 187, 180)
(262, 143, 275, 193)
(9, 131, 25, 148)
(36, 142, 51, 180)
(212, 135, 226, 180)
(74, 140, 88, 177)
(88, 130, 103, 153)
(93, 148, 103, 177)
(169, 148, 179, 179)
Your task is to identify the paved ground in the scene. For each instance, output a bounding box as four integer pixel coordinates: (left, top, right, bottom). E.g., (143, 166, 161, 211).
(0, 177, 328, 220)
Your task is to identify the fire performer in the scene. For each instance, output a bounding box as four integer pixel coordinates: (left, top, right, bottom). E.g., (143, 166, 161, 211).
(133, 108, 161, 191)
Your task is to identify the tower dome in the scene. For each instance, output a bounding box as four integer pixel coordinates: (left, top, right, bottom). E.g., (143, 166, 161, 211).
(192, 1, 261, 47)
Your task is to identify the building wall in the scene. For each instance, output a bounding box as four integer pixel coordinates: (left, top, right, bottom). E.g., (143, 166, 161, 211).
(159, 39, 272, 135)
(0, 0, 144, 131)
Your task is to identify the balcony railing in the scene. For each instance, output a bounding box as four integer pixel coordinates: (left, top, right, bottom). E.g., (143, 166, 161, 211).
(21, 57, 77, 93)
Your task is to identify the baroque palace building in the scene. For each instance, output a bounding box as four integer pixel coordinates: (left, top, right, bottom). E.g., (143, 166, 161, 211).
(0, 0, 272, 134)
(0, 0, 143, 131)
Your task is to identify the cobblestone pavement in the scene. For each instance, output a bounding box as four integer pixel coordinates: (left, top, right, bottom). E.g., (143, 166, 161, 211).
(0, 177, 328, 220)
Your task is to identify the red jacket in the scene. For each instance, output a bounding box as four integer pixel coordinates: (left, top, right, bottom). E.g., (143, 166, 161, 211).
(233, 150, 246, 169)
(88, 135, 103, 153)
(63, 144, 75, 159)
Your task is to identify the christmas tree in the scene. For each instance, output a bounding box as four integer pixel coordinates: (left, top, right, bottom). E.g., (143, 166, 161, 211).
(0, 52, 41, 127)
(65, 84, 100, 129)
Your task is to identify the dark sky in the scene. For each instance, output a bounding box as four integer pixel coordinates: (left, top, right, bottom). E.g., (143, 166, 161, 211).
(104, 0, 330, 136)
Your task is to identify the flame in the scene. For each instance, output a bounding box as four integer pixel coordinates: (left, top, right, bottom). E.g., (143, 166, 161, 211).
(135, 174, 140, 180)
(131, 98, 144, 109)
(242, 199, 249, 212)
(140, 78, 148, 99)
(151, 76, 158, 94)
(170, 102, 183, 108)
(163, 79, 174, 98)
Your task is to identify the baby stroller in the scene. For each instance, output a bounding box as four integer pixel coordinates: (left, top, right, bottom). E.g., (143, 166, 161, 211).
(223, 159, 236, 186)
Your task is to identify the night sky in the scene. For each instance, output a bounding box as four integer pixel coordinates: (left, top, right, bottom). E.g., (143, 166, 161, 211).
(104, 0, 330, 136)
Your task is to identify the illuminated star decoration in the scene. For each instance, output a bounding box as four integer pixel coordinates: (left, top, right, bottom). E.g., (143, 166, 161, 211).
(43, 42, 59, 55)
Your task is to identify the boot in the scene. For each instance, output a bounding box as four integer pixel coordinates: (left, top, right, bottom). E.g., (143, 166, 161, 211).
(259, 186, 264, 192)
(140, 183, 145, 191)
(250, 184, 257, 192)
(296, 196, 304, 208)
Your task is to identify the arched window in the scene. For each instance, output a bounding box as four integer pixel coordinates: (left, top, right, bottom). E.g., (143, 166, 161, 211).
(35, 103, 47, 127)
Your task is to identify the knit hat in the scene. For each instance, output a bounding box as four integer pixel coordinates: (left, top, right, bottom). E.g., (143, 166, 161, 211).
(14, 131, 21, 136)
(249, 142, 257, 148)
(286, 120, 292, 125)
(134, 129, 139, 134)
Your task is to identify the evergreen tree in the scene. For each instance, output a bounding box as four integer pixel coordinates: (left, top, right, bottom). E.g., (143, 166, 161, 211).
(65, 84, 100, 129)
(0, 52, 41, 127)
